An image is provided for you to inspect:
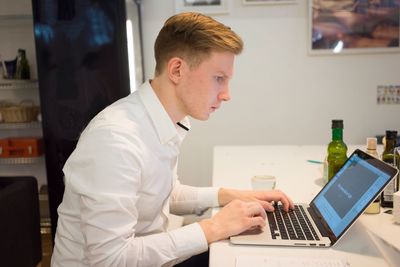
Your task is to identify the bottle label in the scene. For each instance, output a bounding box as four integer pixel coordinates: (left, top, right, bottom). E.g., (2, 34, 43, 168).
(382, 159, 399, 202)
(383, 180, 395, 201)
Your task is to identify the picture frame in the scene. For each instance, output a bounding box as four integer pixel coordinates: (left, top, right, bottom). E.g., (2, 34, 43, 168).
(309, 0, 400, 55)
(242, 0, 297, 5)
(175, 0, 229, 15)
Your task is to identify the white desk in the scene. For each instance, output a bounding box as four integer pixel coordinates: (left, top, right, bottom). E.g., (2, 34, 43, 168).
(210, 145, 400, 267)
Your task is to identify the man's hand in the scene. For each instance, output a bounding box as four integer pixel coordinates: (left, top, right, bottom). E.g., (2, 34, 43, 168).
(218, 188, 295, 212)
(199, 188, 294, 244)
(199, 199, 266, 244)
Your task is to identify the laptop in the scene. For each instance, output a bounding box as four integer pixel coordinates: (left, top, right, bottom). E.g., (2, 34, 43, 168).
(230, 149, 398, 247)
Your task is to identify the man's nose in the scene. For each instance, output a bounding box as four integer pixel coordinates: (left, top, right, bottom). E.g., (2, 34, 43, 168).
(219, 85, 231, 102)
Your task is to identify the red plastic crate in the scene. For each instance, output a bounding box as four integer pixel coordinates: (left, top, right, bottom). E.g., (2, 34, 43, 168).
(0, 137, 43, 158)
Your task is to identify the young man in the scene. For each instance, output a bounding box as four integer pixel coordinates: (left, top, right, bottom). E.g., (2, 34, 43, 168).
(51, 12, 294, 266)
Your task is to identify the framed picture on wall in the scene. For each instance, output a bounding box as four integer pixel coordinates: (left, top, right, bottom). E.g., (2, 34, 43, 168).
(243, 0, 297, 5)
(309, 0, 400, 55)
(175, 0, 229, 14)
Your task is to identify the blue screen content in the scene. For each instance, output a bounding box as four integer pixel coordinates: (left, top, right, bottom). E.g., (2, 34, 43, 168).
(314, 154, 391, 237)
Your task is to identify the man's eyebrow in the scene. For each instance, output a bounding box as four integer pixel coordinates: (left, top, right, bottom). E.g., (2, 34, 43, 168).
(216, 71, 231, 79)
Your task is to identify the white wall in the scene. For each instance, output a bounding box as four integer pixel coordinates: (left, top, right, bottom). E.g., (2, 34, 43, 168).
(142, 1, 400, 186)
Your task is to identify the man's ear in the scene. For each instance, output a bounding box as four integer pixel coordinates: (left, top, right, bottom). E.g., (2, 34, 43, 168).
(167, 57, 185, 84)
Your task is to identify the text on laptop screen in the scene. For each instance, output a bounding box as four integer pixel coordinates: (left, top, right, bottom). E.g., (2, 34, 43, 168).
(313, 154, 391, 236)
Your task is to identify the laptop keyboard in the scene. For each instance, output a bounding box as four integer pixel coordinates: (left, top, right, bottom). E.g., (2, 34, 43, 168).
(267, 205, 320, 240)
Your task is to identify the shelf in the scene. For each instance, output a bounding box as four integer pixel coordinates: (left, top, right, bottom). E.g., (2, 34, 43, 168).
(0, 121, 41, 130)
(0, 14, 33, 26)
(0, 79, 38, 90)
(0, 156, 44, 165)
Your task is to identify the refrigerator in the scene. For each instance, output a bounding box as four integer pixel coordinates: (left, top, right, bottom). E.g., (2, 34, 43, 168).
(31, 0, 144, 239)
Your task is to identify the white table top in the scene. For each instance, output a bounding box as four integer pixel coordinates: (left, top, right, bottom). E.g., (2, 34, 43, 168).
(210, 145, 399, 267)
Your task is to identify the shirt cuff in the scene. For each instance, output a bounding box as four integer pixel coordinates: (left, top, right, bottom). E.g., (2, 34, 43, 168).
(197, 187, 220, 208)
(169, 222, 209, 258)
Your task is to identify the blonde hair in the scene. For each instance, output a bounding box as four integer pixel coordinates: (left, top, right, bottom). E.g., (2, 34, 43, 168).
(154, 12, 243, 75)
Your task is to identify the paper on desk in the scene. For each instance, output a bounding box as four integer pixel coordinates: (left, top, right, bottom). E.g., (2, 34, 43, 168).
(236, 255, 349, 267)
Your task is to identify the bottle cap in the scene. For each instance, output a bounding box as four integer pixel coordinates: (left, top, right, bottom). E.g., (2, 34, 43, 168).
(17, 49, 26, 56)
(331, 120, 343, 129)
(366, 137, 377, 150)
(386, 130, 398, 140)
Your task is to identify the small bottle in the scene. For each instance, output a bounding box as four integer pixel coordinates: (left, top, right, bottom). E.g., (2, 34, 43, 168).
(15, 49, 30, 80)
(364, 137, 380, 214)
(327, 120, 348, 181)
(381, 130, 399, 208)
(366, 137, 379, 158)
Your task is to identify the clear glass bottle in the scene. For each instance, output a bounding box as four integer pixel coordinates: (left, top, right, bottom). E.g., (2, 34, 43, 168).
(381, 130, 399, 208)
(327, 120, 348, 181)
(364, 137, 380, 214)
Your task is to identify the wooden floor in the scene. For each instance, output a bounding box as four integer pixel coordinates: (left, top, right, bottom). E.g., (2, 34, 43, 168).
(38, 187, 52, 267)
(37, 231, 52, 267)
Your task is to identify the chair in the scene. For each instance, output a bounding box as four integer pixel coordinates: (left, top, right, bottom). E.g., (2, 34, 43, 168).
(0, 176, 42, 267)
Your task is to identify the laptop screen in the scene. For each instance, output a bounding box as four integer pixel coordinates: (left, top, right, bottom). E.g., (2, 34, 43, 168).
(312, 152, 392, 237)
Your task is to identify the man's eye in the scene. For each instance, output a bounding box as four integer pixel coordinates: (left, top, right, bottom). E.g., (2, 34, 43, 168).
(215, 76, 224, 83)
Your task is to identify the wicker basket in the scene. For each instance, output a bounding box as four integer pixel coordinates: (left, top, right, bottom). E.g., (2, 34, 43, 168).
(0, 105, 40, 123)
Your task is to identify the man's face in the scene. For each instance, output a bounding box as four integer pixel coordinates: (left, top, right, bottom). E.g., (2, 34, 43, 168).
(176, 51, 235, 121)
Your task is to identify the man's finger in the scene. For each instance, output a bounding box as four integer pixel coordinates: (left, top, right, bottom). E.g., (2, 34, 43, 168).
(247, 202, 267, 219)
(259, 201, 275, 212)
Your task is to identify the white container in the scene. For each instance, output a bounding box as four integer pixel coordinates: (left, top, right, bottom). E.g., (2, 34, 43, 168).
(251, 175, 276, 191)
(394, 191, 400, 224)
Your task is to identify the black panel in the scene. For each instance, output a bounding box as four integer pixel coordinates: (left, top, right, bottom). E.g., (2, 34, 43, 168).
(31, 0, 130, 240)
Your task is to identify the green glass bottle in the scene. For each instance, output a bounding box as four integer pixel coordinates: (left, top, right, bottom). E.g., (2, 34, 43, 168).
(364, 137, 380, 214)
(15, 49, 30, 80)
(327, 120, 348, 181)
(381, 130, 399, 208)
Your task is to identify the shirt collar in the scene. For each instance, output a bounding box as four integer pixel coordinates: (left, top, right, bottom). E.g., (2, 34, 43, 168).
(138, 81, 189, 144)
(176, 117, 191, 141)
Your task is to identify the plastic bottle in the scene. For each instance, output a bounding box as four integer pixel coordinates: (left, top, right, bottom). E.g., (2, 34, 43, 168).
(327, 120, 348, 182)
(364, 137, 380, 214)
(381, 130, 399, 208)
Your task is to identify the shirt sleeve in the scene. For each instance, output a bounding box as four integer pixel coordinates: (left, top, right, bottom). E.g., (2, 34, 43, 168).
(64, 127, 208, 267)
(80, 192, 208, 267)
(170, 179, 220, 215)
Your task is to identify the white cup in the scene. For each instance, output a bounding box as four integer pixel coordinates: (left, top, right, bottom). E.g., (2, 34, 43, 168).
(251, 175, 276, 191)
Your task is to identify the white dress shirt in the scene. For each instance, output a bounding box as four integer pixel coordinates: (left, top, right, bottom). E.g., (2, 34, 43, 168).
(51, 81, 220, 267)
